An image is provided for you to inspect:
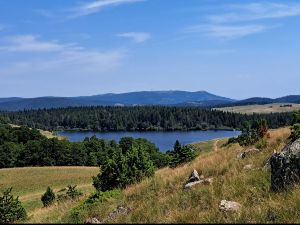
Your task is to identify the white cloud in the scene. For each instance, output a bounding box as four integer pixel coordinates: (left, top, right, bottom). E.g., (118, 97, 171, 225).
(208, 3, 300, 23)
(70, 0, 145, 17)
(118, 32, 151, 43)
(0, 35, 125, 77)
(185, 24, 271, 40)
(0, 35, 67, 52)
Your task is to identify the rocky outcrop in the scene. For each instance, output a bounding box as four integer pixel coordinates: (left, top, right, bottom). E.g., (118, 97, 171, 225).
(219, 200, 241, 212)
(270, 138, 300, 191)
(184, 169, 213, 190)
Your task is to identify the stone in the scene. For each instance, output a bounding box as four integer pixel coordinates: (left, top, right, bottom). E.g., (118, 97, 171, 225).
(270, 138, 300, 191)
(184, 180, 202, 189)
(243, 164, 254, 170)
(219, 200, 241, 212)
(84, 217, 101, 224)
(188, 169, 200, 183)
(237, 148, 260, 159)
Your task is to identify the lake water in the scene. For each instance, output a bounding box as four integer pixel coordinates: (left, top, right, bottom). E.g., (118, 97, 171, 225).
(58, 130, 241, 152)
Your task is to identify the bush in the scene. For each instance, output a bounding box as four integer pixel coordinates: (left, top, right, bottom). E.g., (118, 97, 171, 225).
(290, 123, 300, 142)
(93, 142, 155, 192)
(168, 140, 196, 168)
(66, 185, 82, 199)
(41, 187, 56, 207)
(255, 138, 268, 150)
(0, 188, 27, 224)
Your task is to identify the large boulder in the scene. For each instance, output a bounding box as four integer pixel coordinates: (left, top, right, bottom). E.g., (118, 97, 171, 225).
(188, 169, 200, 182)
(184, 169, 213, 190)
(270, 138, 300, 191)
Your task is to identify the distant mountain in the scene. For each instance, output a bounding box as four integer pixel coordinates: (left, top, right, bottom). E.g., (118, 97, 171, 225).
(0, 91, 299, 111)
(0, 91, 235, 111)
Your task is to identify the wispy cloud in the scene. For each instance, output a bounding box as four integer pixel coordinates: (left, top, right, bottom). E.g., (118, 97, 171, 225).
(118, 32, 151, 43)
(0, 35, 125, 76)
(184, 2, 300, 40)
(70, 0, 145, 18)
(208, 3, 300, 23)
(185, 24, 271, 40)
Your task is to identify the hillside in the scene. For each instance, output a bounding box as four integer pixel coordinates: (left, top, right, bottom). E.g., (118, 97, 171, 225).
(5, 127, 300, 223)
(215, 103, 300, 115)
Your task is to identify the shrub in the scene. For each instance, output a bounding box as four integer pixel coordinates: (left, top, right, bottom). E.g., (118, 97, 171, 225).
(168, 140, 196, 168)
(290, 123, 300, 142)
(0, 188, 27, 224)
(93, 143, 155, 192)
(255, 138, 268, 150)
(41, 187, 56, 207)
(66, 185, 82, 199)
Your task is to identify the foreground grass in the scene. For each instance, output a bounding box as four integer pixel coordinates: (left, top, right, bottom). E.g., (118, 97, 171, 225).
(61, 127, 300, 224)
(0, 166, 98, 216)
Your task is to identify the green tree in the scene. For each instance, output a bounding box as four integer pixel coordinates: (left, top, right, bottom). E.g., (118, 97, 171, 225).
(169, 140, 196, 168)
(41, 187, 56, 207)
(0, 188, 27, 224)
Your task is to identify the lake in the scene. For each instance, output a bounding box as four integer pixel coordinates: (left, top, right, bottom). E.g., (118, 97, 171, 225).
(58, 130, 241, 152)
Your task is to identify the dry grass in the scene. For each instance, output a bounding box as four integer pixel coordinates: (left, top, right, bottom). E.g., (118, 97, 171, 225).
(0, 167, 98, 213)
(63, 127, 300, 224)
(215, 103, 300, 114)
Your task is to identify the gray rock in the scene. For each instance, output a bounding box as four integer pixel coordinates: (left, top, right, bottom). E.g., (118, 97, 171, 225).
(237, 148, 260, 159)
(270, 138, 300, 191)
(188, 169, 200, 183)
(219, 200, 241, 212)
(84, 217, 101, 224)
(107, 206, 130, 221)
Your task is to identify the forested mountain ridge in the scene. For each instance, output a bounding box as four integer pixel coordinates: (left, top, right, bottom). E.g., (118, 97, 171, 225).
(0, 106, 293, 132)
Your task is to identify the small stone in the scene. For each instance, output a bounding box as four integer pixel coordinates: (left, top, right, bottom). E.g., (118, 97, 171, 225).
(85, 217, 101, 224)
(184, 180, 202, 189)
(219, 200, 241, 212)
(243, 164, 254, 170)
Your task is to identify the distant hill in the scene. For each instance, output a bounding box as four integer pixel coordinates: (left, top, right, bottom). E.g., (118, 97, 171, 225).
(0, 91, 299, 111)
(0, 91, 235, 111)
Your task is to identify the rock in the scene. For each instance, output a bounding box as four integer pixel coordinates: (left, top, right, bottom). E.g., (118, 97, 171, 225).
(243, 164, 254, 170)
(203, 177, 213, 185)
(219, 200, 242, 212)
(270, 138, 300, 191)
(84, 218, 101, 224)
(237, 148, 260, 159)
(188, 169, 200, 182)
(184, 180, 202, 189)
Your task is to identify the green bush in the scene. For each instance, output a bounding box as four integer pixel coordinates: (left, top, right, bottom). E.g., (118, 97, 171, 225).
(168, 140, 196, 168)
(290, 123, 300, 142)
(93, 141, 155, 192)
(255, 138, 268, 150)
(41, 187, 56, 207)
(0, 188, 27, 224)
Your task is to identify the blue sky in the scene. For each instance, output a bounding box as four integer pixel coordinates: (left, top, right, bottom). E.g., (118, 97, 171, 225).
(0, 0, 300, 99)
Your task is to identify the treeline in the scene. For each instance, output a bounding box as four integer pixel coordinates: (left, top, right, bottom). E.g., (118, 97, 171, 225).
(0, 124, 168, 169)
(0, 106, 293, 131)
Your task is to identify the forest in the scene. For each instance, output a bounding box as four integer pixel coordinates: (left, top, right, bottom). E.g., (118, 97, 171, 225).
(0, 124, 170, 169)
(0, 106, 293, 131)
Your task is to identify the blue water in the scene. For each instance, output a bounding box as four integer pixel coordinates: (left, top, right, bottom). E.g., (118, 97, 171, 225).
(58, 130, 241, 152)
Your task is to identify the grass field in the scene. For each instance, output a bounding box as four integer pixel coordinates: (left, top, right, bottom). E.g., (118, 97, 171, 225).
(0, 166, 98, 220)
(59, 127, 300, 224)
(215, 103, 300, 114)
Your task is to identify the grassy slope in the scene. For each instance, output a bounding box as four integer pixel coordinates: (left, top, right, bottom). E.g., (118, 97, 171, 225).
(60, 127, 300, 224)
(0, 166, 98, 222)
(215, 103, 300, 114)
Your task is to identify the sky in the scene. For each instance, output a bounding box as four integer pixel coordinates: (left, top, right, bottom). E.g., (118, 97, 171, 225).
(0, 0, 300, 99)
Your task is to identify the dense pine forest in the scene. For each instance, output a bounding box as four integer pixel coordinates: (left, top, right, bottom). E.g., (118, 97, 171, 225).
(0, 106, 293, 131)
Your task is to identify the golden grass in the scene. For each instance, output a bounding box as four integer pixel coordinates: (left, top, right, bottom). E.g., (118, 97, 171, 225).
(63, 127, 300, 224)
(215, 103, 300, 114)
(0, 167, 98, 214)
